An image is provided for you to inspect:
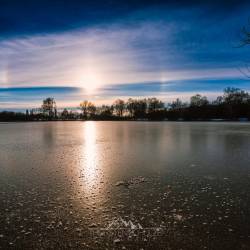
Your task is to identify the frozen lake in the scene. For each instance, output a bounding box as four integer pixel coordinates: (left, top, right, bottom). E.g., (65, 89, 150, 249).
(0, 121, 250, 249)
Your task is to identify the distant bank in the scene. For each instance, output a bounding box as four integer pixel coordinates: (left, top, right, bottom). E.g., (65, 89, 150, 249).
(1, 87, 250, 122)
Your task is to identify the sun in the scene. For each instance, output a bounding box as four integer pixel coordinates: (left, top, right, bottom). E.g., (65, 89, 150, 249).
(84, 75, 101, 93)
(80, 67, 103, 94)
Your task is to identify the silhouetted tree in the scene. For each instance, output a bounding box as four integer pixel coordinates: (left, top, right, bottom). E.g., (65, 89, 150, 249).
(238, 21, 250, 77)
(167, 98, 188, 120)
(126, 98, 136, 117)
(212, 96, 223, 105)
(0, 111, 26, 121)
(61, 108, 69, 119)
(2, 88, 250, 122)
(147, 98, 164, 112)
(222, 87, 250, 119)
(135, 99, 147, 118)
(113, 99, 125, 117)
(98, 105, 113, 117)
(87, 103, 96, 117)
(170, 98, 187, 110)
(80, 101, 89, 118)
(80, 101, 96, 119)
(223, 87, 249, 105)
(146, 98, 164, 120)
(241, 21, 250, 46)
(41, 97, 57, 119)
(126, 98, 148, 118)
(190, 94, 209, 107)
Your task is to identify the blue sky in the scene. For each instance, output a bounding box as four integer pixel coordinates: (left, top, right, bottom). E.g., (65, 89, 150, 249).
(0, 0, 250, 109)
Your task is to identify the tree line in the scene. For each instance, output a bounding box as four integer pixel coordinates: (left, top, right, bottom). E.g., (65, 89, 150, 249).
(1, 87, 250, 121)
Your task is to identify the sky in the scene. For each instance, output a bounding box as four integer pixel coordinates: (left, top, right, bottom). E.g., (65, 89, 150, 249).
(0, 0, 250, 110)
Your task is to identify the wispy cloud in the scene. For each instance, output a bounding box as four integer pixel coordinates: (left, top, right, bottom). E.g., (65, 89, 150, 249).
(0, 4, 250, 108)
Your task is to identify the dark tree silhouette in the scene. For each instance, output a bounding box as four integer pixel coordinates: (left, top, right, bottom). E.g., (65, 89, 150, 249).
(147, 98, 164, 112)
(190, 94, 208, 107)
(80, 101, 96, 119)
(41, 97, 57, 119)
(1, 89, 250, 122)
(98, 105, 114, 117)
(241, 22, 250, 46)
(126, 98, 148, 119)
(113, 99, 125, 117)
(61, 108, 69, 119)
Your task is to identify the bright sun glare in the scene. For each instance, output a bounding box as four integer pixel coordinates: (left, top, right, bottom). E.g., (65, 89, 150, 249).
(80, 67, 103, 94)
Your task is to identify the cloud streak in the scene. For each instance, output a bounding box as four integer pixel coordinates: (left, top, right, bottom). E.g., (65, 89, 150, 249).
(0, 3, 250, 108)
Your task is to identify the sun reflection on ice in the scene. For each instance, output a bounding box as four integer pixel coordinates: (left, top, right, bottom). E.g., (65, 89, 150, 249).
(79, 121, 106, 207)
(83, 122, 98, 186)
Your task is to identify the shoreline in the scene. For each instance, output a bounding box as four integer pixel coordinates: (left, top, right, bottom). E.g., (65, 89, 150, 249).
(1, 119, 250, 123)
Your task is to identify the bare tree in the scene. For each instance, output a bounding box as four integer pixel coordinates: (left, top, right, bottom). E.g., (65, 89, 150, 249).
(238, 21, 250, 77)
(147, 98, 164, 112)
(80, 101, 96, 118)
(190, 94, 208, 107)
(113, 99, 125, 117)
(41, 97, 57, 119)
(241, 22, 250, 46)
